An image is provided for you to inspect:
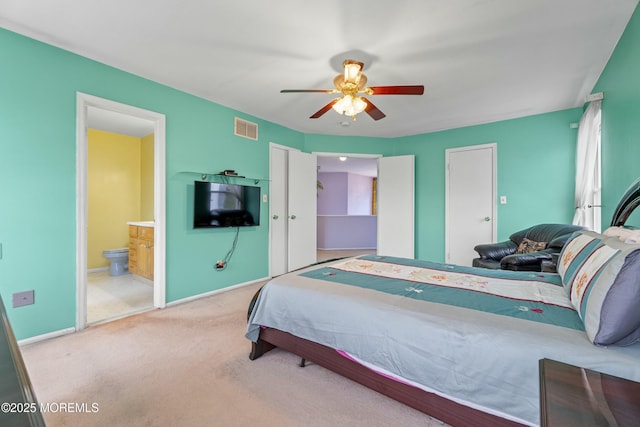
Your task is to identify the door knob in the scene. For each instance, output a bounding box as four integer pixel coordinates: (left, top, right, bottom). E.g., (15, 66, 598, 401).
(272, 214, 279, 220)
(484, 217, 491, 222)
(290, 214, 297, 220)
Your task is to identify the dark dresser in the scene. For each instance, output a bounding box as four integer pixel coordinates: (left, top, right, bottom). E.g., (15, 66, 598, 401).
(0, 295, 46, 427)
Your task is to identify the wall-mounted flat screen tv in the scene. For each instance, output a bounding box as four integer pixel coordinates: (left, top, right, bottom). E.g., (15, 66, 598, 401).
(193, 181, 261, 228)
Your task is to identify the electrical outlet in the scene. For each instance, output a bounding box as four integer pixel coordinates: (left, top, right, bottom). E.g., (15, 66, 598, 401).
(13, 290, 34, 308)
(500, 195, 507, 205)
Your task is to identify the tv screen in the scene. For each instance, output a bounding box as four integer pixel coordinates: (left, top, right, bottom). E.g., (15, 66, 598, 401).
(193, 181, 261, 228)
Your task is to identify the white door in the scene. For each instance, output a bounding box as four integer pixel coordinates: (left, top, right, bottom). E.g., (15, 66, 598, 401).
(287, 150, 317, 271)
(269, 145, 317, 275)
(377, 155, 415, 258)
(269, 146, 288, 277)
(446, 144, 496, 266)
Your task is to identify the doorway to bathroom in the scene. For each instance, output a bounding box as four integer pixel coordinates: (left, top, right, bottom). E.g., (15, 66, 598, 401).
(76, 93, 166, 330)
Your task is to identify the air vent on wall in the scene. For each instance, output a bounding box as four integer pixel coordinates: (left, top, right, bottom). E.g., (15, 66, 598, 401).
(234, 117, 258, 140)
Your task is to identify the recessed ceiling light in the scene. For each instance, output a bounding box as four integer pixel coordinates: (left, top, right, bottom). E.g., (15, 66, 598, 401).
(339, 156, 347, 161)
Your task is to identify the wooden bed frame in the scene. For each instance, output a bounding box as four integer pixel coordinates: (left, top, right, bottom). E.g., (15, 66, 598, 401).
(248, 294, 524, 427)
(611, 176, 640, 227)
(248, 177, 640, 427)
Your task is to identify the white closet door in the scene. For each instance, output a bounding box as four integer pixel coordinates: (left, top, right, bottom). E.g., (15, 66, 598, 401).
(377, 155, 415, 258)
(269, 146, 288, 277)
(446, 144, 496, 266)
(287, 150, 317, 271)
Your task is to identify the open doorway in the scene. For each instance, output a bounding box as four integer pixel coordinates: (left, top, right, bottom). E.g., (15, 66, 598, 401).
(316, 153, 379, 262)
(76, 93, 166, 330)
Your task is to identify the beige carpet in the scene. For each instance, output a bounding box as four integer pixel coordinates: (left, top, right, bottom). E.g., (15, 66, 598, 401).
(21, 281, 448, 427)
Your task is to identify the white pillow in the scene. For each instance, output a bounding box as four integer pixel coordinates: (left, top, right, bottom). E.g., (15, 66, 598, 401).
(603, 226, 640, 244)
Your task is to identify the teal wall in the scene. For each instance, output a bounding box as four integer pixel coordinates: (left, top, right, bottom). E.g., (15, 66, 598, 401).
(0, 28, 303, 339)
(303, 110, 582, 262)
(396, 109, 583, 261)
(592, 5, 640, 226)
(1, 3, 638, 340)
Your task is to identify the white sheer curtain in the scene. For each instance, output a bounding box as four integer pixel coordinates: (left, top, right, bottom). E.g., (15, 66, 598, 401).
(572, 99, 602, 231)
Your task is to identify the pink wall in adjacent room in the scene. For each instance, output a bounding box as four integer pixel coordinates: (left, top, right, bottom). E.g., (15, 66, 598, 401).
(317, 171, 376, 249)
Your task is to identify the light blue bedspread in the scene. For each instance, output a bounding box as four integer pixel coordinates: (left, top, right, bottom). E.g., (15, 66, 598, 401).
(246, 256, 640, 426)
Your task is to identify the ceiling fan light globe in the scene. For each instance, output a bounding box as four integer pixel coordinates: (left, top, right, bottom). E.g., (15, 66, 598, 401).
(352, 96, 367, 113)
(332, 95, 367, 118)
(331, 95, 350, 114)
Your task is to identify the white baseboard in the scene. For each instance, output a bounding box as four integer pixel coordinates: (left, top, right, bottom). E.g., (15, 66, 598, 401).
(166, 276, 270, 307)
(18, 327, 76, 346)
(17, 278, 269, 344)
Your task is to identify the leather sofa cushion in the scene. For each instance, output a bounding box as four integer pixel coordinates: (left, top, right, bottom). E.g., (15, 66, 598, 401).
(510, 224, 586, 249)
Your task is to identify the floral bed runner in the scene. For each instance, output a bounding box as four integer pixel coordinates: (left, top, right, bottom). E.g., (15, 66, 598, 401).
(301, 255, 584, 330)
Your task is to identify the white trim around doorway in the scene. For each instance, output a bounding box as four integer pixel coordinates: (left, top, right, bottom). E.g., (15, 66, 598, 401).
(75, 92, 166, 331)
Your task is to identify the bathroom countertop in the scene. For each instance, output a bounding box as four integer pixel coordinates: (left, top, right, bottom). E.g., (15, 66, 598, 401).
(127, 221, 154, 227)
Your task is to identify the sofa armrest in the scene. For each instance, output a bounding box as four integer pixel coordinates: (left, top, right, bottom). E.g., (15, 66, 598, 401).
(500, 250, 554, 271)
(473, 240, 517, 261)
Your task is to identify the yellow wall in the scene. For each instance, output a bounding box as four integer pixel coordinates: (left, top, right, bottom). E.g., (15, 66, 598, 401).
(87, 129, 154, 269)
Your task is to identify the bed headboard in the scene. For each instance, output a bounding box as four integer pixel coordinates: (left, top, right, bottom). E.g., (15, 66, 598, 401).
(610, 177, 640, 227)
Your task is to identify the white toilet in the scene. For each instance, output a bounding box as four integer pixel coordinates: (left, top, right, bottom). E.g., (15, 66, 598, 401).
(103, 248, 129, 276)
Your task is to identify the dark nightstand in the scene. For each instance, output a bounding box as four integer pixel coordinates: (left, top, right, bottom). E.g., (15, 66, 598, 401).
(539, 358, 640, 426)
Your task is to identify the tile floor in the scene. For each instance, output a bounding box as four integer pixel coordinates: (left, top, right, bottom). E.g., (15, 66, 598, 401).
(87, 270, 154, 324)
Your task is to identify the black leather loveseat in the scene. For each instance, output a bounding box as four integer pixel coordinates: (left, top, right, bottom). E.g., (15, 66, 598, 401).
(472, 223, 587, 271)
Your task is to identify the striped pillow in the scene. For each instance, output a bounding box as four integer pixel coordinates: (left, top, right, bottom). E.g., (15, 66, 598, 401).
(558, 230, 640, 346)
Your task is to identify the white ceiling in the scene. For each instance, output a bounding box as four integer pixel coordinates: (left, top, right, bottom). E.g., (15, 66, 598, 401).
(1, 0, 637, 138)
(317, 155, 379, 177)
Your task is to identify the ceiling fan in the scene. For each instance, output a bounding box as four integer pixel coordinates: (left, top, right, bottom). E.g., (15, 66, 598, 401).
(280, 59, 424, 121)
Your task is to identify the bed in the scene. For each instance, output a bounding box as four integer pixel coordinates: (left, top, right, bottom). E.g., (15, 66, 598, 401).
(246, 179, 640, 427)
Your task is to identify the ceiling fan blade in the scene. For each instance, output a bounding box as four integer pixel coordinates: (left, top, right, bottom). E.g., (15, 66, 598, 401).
(310, 100, 338, 119)
(281, 89, 335, 93)
(362, 98, 386, 121)
(367, 85, 424, 95)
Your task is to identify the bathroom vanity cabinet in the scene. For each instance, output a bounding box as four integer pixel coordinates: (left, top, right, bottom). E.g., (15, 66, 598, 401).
(128, 224, 154, 280)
